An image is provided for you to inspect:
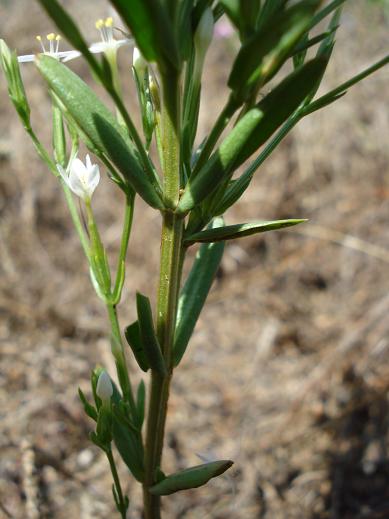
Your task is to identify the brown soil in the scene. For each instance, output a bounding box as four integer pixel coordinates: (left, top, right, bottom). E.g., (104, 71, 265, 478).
(0, 1, 388, 518)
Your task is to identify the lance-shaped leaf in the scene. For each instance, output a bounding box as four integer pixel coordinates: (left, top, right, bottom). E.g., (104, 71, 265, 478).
(228, 0, 321, 101)
(174, 218, 225, 366)
(108, 0, 180, 71)
(149, 460, 233, 495)
(112, 415, 145, 482)
(36, 56, 164, 210)
(256, 0, 289, 31)
(302, 53, 389, 117)
(124, 321, 150, 372)
(185, 219, 307, 245)
(136, 293, 167, 375)
(177, 57, 327, 215)
(308, 0, 347, 31)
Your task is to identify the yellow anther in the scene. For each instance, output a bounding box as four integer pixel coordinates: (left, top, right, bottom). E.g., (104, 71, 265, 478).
(56, 35, 61, 41)
(95, 19, 104, 30)
(36, 35, 42, 42)
(105, 17, 113, 27)
(47, 33, 55, 41)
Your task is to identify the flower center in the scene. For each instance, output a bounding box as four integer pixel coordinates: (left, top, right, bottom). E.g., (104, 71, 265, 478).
(36, 33, 61, 55)
(95, 17, 114, 45)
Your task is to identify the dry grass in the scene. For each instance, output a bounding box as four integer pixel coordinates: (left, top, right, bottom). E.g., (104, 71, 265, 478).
(0, 1, 388, 518)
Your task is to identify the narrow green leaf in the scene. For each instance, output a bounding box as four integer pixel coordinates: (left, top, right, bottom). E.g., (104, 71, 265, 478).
(228, 0, 321, 101)
(136, 380, 146, 428)
(176, 0, 194, 61)
(108, 0, 180, 71)
(149, 460, 233, 495)
(291, 28, 338, 59)
(136, 293, 167, 375)
(124, 321, 150, 372)
(256, 0, 288, 31)
(177, 58, 327, 214)
(212, 175, 253, 217)
(78, 388, 98, 421)
(185, 219, 307, 245)
(302, 54, 389, 116)
(308, 0, 347, 31)
(112, 416, 145, 482)
(174, 218, 225, 366)
(36, 56, 164, 210)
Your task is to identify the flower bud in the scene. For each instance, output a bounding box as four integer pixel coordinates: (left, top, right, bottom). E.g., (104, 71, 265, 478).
(0, 39, 31, 126)
(96, 370, 113, 403)
(194, 8, 214, 60)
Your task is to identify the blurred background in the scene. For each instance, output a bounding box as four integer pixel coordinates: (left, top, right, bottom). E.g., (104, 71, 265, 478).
(0, 1, 388, 518)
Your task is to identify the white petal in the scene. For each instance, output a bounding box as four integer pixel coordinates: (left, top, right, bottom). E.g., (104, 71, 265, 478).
(17, 54, 36, 63)
(86, 165, 100, 196)
(68, 158, 89, 198)
(60, 50, 82, 62)
(89, 41, 107, 54)
(89, 39, 130, 55)
(85, 154, 92, 169)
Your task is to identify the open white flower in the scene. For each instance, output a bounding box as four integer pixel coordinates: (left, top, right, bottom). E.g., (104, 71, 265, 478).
(57, 154, 100, 201)
(18, 19, 131, 64)
(18, 33, 81, 63)
(90, 17, 130, 56)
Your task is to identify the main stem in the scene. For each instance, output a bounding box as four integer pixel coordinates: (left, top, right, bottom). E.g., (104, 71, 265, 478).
(143, 69, 183, 519)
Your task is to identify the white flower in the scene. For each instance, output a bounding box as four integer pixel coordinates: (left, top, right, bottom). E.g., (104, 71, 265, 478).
(96, 370, 113, 402)
(18, 19, 131, 64)
(57, 154, 100, 201)
(18, 33, 81, 63)
(90, 17, 130, 56)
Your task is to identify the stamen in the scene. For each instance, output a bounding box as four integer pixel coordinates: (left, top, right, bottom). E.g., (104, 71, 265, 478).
(36, 35, 45, 53)
(95, 19, 104, 30)
(47, 33, 56, 53)
(105, 17, 114, 42)
(55, 34, 61, 54)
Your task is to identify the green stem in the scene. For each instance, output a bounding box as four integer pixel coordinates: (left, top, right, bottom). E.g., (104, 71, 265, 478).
(143, 213, 184, 519)
(106, 447, 127, 519)
(143, 70, 184, 519)
(62, 184, 90, 259)
(160, 71, 181, 209)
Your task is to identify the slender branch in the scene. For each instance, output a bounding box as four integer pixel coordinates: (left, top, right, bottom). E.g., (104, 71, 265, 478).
(107, 303, 137, 416)
(113, 192, 135, 302)
(106, 447, 127, 519)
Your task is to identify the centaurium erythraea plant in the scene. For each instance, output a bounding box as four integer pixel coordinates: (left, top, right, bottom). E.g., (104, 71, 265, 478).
(1, 1, 388, 518)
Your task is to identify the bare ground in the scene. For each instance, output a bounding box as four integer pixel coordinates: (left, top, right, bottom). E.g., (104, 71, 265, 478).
(0, 1, 388, 518)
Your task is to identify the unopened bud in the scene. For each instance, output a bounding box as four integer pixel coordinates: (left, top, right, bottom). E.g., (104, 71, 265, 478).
(96, 370, 113, 402)
(0, 39, 30, 125)
(194, 8, 214, 59)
